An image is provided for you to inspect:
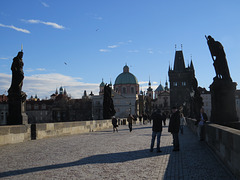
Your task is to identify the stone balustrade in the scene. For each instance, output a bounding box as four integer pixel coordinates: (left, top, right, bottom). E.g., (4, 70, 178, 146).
(0, 125, 31, 146)
(186, 118, 240, 179)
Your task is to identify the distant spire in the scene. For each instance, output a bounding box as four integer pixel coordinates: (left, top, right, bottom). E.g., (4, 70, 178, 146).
(175, 44, 177, 51)
(21, 44, 23, 52)
(148, 76, 151, 86)
(181, 44, 183, 50)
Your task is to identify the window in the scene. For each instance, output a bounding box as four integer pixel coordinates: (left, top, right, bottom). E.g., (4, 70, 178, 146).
(42, 104, 46, 110)
(131, 87, 134, 94)
(27, 104, 31, 110)
(34, 104, 39, 110)
(123, 87, 126, 94)
(173, 82, 177, 86)
(182, 82, 186, 86)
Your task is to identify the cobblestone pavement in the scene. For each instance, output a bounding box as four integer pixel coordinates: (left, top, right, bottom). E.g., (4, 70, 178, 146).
(0, 122, 236, 180)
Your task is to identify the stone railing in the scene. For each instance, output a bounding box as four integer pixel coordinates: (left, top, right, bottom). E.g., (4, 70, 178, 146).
(31, 119, 113, 140)
(186, 118, 240, 179)
(0, 119, 113, 145)
(0, 125, 31, 146)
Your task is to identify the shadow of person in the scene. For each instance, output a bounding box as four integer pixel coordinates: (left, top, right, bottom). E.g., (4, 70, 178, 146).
(0, 146, 171, 178)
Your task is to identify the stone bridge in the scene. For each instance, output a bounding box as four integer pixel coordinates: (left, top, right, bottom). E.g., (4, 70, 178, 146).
(0, 120, 237, 180)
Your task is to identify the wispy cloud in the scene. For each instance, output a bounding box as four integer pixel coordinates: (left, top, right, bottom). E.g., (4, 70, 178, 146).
(94, 16, 103, 20)
(128, 50, 139, 53)
(99, 49, 110, 52)
(22, 19, 65, 29)
(25, 68, 46, 72)
(41, 1, 49, 7)
(0, 73, 98, 99)
(100, 40, 133, 52)
(148, 49, 153, 54)
(0, 23, 30, 33)
(108, 45, 118, 49)
(0, 57, 9, 60)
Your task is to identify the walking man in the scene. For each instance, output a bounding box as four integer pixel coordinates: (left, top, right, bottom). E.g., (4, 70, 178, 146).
(127, 114, 133, 132)
(112, 116, 118, 132)
(150, 109, 163, 153)
(168, 107, 180, 151)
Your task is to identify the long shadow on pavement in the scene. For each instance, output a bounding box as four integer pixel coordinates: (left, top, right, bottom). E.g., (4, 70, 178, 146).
(163, 127, 236, 180)
(0, 146, 172, 178)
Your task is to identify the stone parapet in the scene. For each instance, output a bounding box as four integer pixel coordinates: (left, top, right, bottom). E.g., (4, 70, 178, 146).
(187, 118, 240, 179)
(33, 120, 113, 140)
(0, 124, 31, 146)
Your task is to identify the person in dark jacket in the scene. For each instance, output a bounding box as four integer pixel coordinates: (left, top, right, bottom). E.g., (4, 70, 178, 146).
(195, 108, 208, 141)
(150, 109, 163, 153)
(168, 107, 180, 151)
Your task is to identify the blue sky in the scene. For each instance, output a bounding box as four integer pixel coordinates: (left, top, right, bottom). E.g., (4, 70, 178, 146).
(1, 1, 240, 98)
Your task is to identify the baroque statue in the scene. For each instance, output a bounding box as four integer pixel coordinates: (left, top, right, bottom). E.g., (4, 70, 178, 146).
(8, 51, 25, 95)
(205, 35, 232, 81)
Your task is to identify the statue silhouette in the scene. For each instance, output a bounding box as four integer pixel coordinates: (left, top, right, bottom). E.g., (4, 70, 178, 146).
(206, 35, 232, 81)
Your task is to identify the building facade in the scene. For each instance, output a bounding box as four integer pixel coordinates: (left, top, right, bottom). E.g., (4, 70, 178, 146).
(0, 94, 8, 125)
(92, 65, 139, 119)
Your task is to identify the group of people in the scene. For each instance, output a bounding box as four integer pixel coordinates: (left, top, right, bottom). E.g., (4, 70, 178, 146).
(150, 107, 208, 152)
(112, 106, 208, 152)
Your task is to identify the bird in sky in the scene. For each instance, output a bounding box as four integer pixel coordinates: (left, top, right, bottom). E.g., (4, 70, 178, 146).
(64, 62, 67, 65)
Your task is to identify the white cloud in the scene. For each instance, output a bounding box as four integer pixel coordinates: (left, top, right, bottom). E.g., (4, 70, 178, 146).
(22, 19, 65, 29)
(0, 23, 30, 33)
(0, 57, 8, 60)
(94, 16, 103, 20)
(99, 49, 110, 52)
(0, 73, 99, 99)
(41, 2, 49, 7)
(108, 45, 118, 49)
(139, 81, 149, 85)
(128, 50, 139, 53)
(25, 68, 46, 72)
(36, 68, 46, 71)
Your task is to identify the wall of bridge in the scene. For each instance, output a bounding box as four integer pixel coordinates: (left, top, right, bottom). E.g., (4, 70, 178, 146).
(0, 119, 113, 145)
(187, 118, 240, 179)
(0, 124, 31, 146)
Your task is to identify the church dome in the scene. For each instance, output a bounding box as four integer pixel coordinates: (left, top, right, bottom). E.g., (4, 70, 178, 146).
(114, 65, 138, 85)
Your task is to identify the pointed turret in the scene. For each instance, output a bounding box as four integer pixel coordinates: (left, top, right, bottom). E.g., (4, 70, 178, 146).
(173, 50, 186, 72)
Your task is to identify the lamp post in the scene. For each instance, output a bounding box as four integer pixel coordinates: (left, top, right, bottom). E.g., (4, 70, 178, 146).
(190, 90, 195, 118)
(129, 102, 131, 115)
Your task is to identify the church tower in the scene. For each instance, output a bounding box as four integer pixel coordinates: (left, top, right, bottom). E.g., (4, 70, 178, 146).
(168, 49, 195, 108)
(146, 78, 153, 99)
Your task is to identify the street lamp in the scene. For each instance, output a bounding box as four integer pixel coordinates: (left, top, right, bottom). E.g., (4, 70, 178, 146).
(129, 102, 131, 114)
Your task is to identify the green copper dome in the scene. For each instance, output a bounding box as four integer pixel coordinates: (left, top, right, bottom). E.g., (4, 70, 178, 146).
(114, 65, 138, 85)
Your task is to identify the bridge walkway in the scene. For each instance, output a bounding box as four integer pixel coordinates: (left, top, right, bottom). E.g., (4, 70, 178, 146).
(0, 122, 236, 180)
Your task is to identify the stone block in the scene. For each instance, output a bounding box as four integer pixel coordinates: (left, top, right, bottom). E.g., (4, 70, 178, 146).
(0, 127, 10, 135)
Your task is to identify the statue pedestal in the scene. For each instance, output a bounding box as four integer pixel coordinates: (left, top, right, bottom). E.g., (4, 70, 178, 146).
(210, 79, 238, 125)
(7, 92, 28, 125)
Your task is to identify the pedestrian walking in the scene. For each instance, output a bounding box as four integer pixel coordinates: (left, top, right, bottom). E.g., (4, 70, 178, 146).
(127, 114, 133, 132)
(180, 113, 186, 134)
(168, 107, 180, 151)
(150, 109, 163, 153)
(112, 116, 118, 132)
(195, 108, 208, 141)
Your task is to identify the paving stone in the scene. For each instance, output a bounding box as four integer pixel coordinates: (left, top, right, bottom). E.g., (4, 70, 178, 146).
(0, 121, 236, 180)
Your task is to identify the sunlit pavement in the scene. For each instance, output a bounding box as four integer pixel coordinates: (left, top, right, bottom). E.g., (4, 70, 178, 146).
(0, 122, 236, 180)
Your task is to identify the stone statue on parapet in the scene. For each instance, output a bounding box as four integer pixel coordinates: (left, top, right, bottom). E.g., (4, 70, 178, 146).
(7, 48, 28, 125)
(103, 84, 116, 119)
(205, 35, 232, 81)
(8, 50, 25, 97)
